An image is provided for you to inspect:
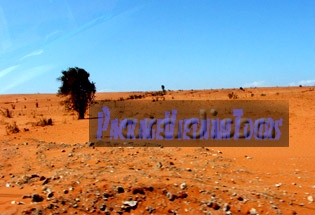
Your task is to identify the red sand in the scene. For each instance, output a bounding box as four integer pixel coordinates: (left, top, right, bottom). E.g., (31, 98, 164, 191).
(0, 87, 314, 214)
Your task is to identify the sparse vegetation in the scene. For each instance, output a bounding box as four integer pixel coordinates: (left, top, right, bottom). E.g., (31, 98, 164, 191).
(228, 92, 238, 99)
(5, 121, 19, 134)
(261, 93, 266, 96)
(36, 118, 53, 126)
(161, 85, 166, 95)
(57, 67, 96, 119)
(0, 108, 12, 118)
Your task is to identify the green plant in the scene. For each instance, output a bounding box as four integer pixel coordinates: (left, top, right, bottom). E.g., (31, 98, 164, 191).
(57, 67, 96, 119)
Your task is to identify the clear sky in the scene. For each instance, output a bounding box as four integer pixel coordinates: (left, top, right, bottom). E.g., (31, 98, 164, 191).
(0, 0, 315, 94)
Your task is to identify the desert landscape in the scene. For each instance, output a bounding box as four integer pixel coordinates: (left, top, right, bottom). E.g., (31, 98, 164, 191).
(0, 86, 314, 214)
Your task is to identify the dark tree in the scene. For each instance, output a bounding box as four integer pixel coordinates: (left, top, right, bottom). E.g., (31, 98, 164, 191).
(161, 85, 166, 94)
(57, 67, 96, 119)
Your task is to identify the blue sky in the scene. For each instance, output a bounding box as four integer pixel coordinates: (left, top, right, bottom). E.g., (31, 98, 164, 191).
(0, 0, 315, 94)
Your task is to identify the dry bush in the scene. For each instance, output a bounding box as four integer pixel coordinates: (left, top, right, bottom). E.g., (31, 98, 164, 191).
(5, 121, 19, 134)
(36, 118, 53, 126)
(228, 92, 238, 99)
(0, 108, 12, 118)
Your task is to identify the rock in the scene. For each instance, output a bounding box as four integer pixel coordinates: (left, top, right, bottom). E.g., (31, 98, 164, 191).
(155, 162, 162, 169)
(249, 208, 258, 215)
(307, 195, 313, 202)
(237, 196, 244, 201)
(42, 177, 51, 185)
(31, 194, 44, 202)
(122, 200, 138, 210)
(275, 183, 282, 188)
(47, 192, 54, 198)
(146, 206, 155, 214)
(207, 201, 220, 210)
(99, 204, 106, 211)
(180, 183, 187, 190)
(223, 203, 230, 211)
(116, 186, 125, 194)
(22, 194, 32, 199)
(132, 187, 145, 195)
(166, 192, 176, 201)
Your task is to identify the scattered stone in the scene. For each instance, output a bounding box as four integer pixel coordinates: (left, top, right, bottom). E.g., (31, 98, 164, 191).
(31, 194, 44, 202)
(146, 206, 155, 214)
(42, 177, 51, 185)
(99, 204, 106, 211)
(166, 192, 176, 201)
(180, 183, 187, 190)
(223, 203, 230, 211)
(275, 183, 282, 188)
(132, 187, 145, 195)
(249, 208, 258, 215)
(122, 200, 138, 210)
(237, 196, 244, 201)
(116, 186, 125, 194)
(47, 192, 54, 198)
(307, 195, 313, 203)
(22, 194, 32, 199)
(155, 162, 162, 169)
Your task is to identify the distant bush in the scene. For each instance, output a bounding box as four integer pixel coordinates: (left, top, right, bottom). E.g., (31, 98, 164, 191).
(5, 121, 19, 134)
(36, 118, 53, 126)
(0, 108, 12, 118)
(228, 92, 238, 99)
(261, 93, 266, 96)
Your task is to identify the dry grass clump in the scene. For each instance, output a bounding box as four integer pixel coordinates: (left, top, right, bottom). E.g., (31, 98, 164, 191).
(5, 121, 19, 134)
(0, 108, 12, 118)
(36, 118, 53, 126)
(228, 92, 238, 99)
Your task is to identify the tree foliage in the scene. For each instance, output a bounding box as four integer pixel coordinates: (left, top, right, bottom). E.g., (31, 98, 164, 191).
(57, 67, 96, 119)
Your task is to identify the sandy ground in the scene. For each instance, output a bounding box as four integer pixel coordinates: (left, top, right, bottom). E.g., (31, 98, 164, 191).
(0, 87, 314, 214)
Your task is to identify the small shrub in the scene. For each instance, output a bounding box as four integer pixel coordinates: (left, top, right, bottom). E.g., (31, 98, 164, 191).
(36, 118, 53, 126)
(261, 93, 266, 96)
(11, 104, 15, 109)
(0, 108, 12, 118)
(228, 92, 238, 99)
(5, 121, 19, 134)
(36, 102, 39, 108)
